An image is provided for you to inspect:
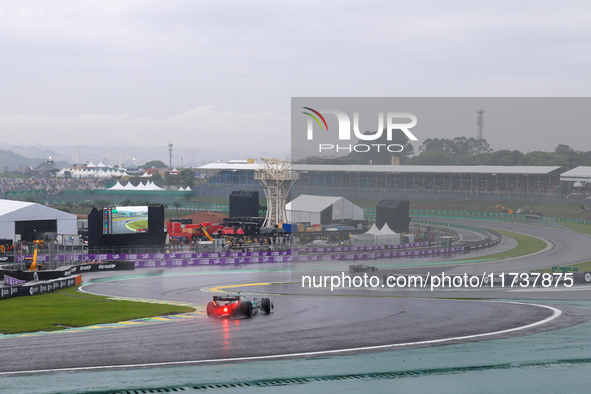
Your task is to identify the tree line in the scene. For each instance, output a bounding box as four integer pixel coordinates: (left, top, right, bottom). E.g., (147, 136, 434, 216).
(296, 130, 590, 170)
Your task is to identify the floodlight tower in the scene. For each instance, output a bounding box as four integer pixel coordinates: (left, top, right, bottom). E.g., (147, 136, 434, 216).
(477, 109, 484, 154)
(254, 158, 299, 228)
(168, 143, 173, 169)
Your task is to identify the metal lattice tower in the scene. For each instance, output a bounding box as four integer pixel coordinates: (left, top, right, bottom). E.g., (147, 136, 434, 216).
(477, 109, 484, 154)
(254, 158, 299, 228)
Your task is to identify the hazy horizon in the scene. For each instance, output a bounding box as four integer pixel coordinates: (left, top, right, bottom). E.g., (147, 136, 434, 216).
(2, 1, 591, 165)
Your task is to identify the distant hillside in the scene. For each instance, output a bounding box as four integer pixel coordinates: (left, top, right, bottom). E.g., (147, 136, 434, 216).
(0, 149, 70, 172)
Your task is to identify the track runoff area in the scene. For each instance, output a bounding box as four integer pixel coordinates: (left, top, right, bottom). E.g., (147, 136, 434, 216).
(3, 216, 591, 393)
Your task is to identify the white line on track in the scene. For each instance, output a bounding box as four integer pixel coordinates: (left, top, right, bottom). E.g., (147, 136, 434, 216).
(0, 301, 561, 376)
(509, 285, 591, 292)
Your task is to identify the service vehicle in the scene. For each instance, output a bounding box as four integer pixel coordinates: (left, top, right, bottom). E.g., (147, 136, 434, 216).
(206, 291, 273, 318)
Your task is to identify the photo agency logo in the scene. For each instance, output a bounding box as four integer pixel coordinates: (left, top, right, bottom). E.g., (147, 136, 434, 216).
(301, 106, 419, 154)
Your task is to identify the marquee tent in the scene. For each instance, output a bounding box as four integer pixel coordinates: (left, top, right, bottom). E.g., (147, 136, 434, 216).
(286, 195, 363, 225)
(0, 199, 78, 242)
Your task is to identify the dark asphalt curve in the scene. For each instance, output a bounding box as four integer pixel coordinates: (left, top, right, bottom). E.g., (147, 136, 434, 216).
(436, 218, 591, 274)
(0, 270, 561, 374)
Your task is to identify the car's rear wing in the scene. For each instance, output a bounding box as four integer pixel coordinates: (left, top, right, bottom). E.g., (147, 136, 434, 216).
(213, 295, 240, 302)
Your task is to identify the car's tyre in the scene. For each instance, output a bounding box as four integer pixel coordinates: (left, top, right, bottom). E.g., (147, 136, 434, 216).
(241, 300, 253, 317)
(261, 297, 272, 314)
(206, 302, 216, 318)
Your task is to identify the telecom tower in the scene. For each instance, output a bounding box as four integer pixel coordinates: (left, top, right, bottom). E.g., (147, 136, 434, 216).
(254, 158, 299, 228)
(477, 109, 485, 154)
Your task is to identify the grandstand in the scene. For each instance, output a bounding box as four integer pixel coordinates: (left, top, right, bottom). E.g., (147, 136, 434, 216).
(196, 161, 577, 202)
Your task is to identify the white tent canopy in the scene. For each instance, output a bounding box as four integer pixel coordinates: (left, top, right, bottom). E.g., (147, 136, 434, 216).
(377, 223, 400, 245)
(105, 180, 166, 192)
(145, 181, 165, 191)
(0, 199, 78, 242)
(351, 222, 400, 247)
(365, 223, 381, 235)
(107, 181, 125, 190)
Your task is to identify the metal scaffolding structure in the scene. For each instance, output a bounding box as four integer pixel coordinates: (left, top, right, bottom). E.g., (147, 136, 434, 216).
(254, 158, 299, 228)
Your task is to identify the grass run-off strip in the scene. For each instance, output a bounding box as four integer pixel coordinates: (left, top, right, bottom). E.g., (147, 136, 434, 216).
(452, 229, 549, 262)
(0, 286, 194, 335)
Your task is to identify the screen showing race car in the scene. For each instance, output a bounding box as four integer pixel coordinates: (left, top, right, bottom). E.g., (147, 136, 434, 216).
(103, 206, 149, 234)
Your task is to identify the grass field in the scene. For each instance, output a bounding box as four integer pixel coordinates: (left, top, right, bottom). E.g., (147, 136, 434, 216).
(555, 221, 591, 236)
(0, 286, 195, 335)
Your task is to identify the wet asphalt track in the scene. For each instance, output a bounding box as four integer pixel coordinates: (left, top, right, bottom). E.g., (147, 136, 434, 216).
(2, 217, 591, 393)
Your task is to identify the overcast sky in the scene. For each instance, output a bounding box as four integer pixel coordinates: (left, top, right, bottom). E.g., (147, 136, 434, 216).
(1, 1, 590, 164)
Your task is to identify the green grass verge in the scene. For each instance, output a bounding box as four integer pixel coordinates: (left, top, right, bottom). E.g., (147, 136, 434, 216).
(0, 286, 194, 335)
(554, 221, 591, 236)
(453, 229, 548, 262)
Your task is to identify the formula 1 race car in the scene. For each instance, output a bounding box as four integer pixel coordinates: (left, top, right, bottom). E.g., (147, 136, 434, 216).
(349, 264, 377, 272)
(206, 292, 273, 318)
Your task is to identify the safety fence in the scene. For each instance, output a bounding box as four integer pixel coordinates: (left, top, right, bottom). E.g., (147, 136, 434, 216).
(400, 209, 591, 226)
(0, 261, 134, 300)
(412, 219, 502, 251)
(0, 276, 79, 300)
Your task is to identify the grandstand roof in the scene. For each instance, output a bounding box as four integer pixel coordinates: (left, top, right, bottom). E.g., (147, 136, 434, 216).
(560, 166, 591, 182)
(199, 162, 563, 175)
(199, 162, 263, 170)
(291, 164, 563, 175)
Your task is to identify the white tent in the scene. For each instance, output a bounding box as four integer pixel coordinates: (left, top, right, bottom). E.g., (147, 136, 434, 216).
(136, 181, 150, 191)
(286, 195, 363, 225)
(365, 223, 381, 235)
(122, 182, 136, 190)
(107, 181, 125, 190)
(0, 199, 78, 242)
(351, 223, 400, 247)
(145, 181, 165, 191)
(377, 223, 400, 245)
(178, 186, 185, 191)
(350, 223, 377, 247)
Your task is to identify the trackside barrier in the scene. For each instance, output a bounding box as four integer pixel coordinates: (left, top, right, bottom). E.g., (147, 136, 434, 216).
(297, 242, 432, 254)
(1, 261, 135, 282)
(0, 262, 134, 302)
(18, 276, 79, 296)
(413, 219, 502, 250)
(575, 272, 591, 284)
(0, 275, 79, 300)
(0, 286, 20, 300)
(404, 209, 591, 226)
(14, 250, 292, 263)
(412, 219, 491, 235)
(4, 223, 499, 271)
(131, 245, 468, 267)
